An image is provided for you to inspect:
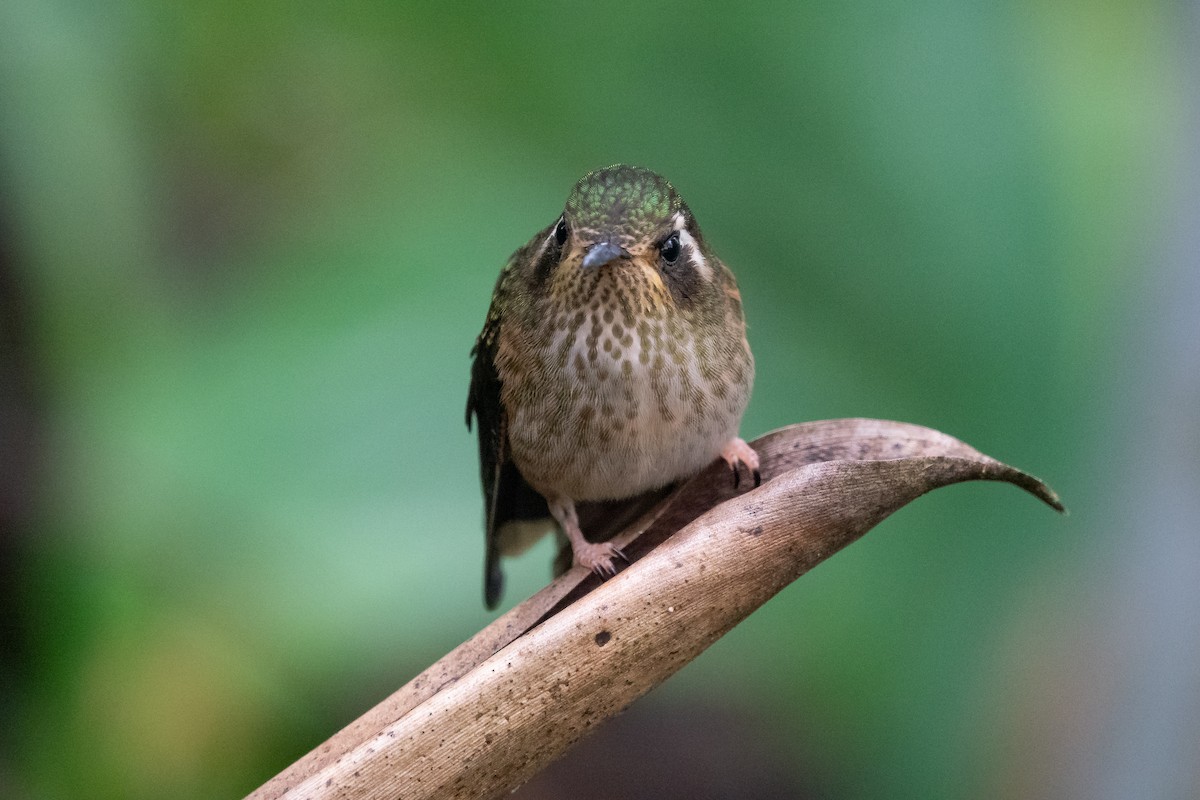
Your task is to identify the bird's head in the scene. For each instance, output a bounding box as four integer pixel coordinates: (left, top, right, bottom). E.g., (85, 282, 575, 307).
(534, 165, 720, 311)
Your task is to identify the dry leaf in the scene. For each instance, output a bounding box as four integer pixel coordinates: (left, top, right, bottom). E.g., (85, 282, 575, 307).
(248, 418, 1062, 800)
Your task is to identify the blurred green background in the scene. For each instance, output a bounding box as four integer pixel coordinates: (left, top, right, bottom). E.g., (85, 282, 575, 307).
(2, 1, 1197, 798)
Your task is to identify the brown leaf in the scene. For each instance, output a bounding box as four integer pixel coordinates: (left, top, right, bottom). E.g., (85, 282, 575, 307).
(247, 418, 1061, 800)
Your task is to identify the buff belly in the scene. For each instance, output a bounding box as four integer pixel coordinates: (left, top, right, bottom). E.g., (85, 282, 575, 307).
(504, 324, 749, 502)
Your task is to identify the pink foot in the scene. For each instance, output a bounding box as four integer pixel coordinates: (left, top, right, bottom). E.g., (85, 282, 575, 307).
(721, 436, 761, 489)
(573, 541, 627, 577)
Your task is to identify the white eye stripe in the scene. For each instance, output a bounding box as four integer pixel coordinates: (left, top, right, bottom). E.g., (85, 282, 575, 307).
(531, 234, 551, 264)
(532, 216, 566, 264)
(677, 228, 711, 280)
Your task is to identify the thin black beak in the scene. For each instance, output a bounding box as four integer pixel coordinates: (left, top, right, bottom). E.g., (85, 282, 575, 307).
(581, 241, 630, 269)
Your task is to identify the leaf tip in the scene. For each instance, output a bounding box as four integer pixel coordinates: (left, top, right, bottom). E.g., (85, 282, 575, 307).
(1014, 471, 1065, 513)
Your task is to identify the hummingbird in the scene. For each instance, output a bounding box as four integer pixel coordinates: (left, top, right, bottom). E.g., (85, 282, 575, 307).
(467, 165, 759, 609)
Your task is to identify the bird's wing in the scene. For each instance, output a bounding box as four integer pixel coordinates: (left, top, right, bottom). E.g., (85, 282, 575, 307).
(467, 261, 549, 609)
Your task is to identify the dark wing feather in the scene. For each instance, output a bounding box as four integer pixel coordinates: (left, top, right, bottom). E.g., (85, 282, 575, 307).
(466, 321, 507, 608)
(466, 262, 549, 609)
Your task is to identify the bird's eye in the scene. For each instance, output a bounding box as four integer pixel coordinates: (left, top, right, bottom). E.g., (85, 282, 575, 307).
(554, 217, 569, 247)
(659, 232, 681, 264)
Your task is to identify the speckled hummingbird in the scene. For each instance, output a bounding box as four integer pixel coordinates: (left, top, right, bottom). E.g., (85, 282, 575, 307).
(467, 165, 759, 609)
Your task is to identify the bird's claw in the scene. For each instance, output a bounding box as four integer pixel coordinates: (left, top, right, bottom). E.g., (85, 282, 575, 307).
(721, 437, 762, 491)
(575, 541, 625, 578)
(730, 461, 762, 490)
